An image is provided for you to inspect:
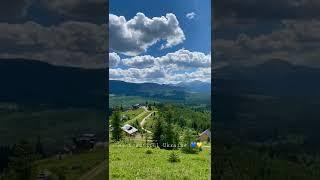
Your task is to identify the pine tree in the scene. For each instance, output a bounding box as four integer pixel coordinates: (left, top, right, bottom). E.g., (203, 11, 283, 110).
(152, 117, 163, 147)
(164, 122, 175, 149)
(182, 129, 195, 153)
(120, 104, 124, 112)
(7, 140, 37, 180)
(111, 111, 122, 142)
(35, 136, 44, 158)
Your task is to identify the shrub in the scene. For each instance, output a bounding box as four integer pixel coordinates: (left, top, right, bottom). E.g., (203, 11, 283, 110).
(181, 146, 198, 154)
(145, 149, 153, 154)
(168, 151, 180, 163)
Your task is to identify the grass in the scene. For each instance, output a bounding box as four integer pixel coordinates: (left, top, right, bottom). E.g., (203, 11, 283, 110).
(109, 143, 211, 180)
(122, 108, 144, 120)
(144, 113, 158, 130)
(34, 147, 105, 180)
(123, 107, 156, 126)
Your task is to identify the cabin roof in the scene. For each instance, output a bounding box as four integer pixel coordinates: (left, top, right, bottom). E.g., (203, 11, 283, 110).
(121, 124, 138, 134)
(199, 129, 211, 138)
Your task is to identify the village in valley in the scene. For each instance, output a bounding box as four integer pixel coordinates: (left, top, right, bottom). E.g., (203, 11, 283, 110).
(109, 101, 211, 179)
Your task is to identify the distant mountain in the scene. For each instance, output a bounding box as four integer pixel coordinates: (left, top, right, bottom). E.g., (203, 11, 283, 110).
(214, 59, 320, 97)
(0, 58, 106, 108)
(109, 80, 187, 100)
(176, 80, 211, 93)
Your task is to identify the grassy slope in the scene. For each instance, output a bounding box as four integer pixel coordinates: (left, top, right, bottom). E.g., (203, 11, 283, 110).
(35, 147, 105, 180)
(123, 108, 144, 120)
(0, 108, 105, 152)
(117, 107, 156, 126)
(109, 144, 211, 180)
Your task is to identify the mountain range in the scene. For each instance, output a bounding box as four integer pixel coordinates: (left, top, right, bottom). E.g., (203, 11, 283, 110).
(0, 58, 106, 108)
(1, 58, 320, 108)
(214, 59, 320, 97)
(175, 80, 211, 93)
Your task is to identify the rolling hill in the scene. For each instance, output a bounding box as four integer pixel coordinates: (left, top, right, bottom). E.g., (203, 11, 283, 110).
(109, 80, 187, 100)
(0, 58, 106, 109)
(214, 59, 320, 97)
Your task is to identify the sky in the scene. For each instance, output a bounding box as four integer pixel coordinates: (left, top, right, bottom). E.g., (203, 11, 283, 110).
(0, 0, 107, 68)
(213, 0, 320, 69)
(109, 0, 211, 84)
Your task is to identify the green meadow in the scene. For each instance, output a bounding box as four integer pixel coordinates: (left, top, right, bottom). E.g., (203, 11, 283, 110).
(109, 143, 211, 180)
(34, 147, 106, 180)
(109, 99, 212, 180)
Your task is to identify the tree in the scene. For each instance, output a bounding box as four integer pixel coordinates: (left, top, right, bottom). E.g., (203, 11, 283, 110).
(111, 111, 122, 142)
(6, 140, 37, 180)
(120, 104, 124, 112)
(164, 122, 175, 149)
(152, 117, 163, 147)
(35, 136, 45, 158)
(148, 104, 152, 111)
(181, 129, 197, 154)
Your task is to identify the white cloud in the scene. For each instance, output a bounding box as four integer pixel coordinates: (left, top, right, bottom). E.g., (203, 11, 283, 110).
(165, 67, 211, 84)
(159, 49, 211, 68)
(122, 49, 210, 69)
(110, 49, 211, 84)
(0, 21, 107, 68)
(109, 52, 120, 67)
(109, 12, 185, 56)
(109, 66, 166, 83)
(186, 12, 197, 20)
(122, 55, 156, 69)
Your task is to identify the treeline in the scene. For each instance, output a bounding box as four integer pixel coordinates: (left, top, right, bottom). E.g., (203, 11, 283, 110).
(0, 139, 45, 180)
(214, 142, 320, 180)
(155, 103, 211, 132)
(110, 103, 210, 151)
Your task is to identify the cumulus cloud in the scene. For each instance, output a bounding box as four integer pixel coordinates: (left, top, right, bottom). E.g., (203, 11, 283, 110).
(122, 55, 156, 69)
(159, 49, 211, 68)
(110, 66, 211, 84)
(186, 12, 196, 20)
(109, 12, 185, 56)
(109, 66, 166, 83)
(41, 0, 107, 22)
(0, 21, 107, 68)
(110, 49, 211, 83)
(167, 68, 211, 83)
(122, 49, 211, 69)
(109, 52, 120, 67)
(214, 19, 320, 68)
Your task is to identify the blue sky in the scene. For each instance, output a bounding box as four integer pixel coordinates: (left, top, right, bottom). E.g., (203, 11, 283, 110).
(110, 0, 211, 56)
(109, 0, 211, 84)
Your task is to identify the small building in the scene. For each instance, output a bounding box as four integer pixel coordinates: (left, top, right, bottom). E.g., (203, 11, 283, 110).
(198, 129, 211, 142)
(36, 170, 51, 180)
(132, 104, 141, 109)
(73, 133, 96, 151)
(121, 124, 138, 136)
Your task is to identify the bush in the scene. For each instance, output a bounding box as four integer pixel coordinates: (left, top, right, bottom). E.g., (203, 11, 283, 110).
(145, 149, 153, 154)
(181, 146, 198, 154)
(168, 151, 180, 163)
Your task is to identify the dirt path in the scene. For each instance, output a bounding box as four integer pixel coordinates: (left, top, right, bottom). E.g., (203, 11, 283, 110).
(131, 107, 148, 121)
(78, 160, 106, 180)
(140, 110, 155, 133)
